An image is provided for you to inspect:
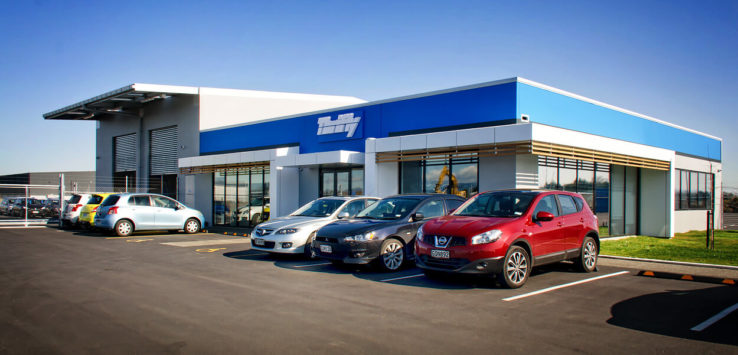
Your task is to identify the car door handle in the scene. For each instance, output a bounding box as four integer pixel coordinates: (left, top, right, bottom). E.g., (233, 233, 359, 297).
(579, 218, 584, 223)
(557, 222, 563, 227)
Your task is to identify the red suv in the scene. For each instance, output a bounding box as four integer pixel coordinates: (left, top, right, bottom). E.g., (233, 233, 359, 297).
(415, 190, 599, 288)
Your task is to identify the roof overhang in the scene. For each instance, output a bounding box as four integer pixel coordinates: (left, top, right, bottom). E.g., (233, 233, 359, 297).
(43, 83, 199, 120)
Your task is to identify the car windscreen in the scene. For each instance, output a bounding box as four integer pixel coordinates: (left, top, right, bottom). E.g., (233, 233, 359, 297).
(291, 199, 345, 217)
(355, 197, 421, 220)
(69, 195, 82, 204)
(100, 195, 120, 207)
(87, 195, 104, 204)
(454, 192, 536, 218)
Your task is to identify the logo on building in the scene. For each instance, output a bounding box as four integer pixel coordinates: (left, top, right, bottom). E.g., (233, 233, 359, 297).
(317, 113, 362, 138)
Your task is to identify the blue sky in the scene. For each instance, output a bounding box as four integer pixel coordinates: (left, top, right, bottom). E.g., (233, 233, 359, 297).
(1, 0, 737, 190)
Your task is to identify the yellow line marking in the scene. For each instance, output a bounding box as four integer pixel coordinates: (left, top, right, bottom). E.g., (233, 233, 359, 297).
(126, 239, 153, 243)
(196, 247, 227, 253)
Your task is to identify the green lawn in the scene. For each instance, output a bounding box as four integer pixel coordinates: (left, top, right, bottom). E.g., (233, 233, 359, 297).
(600, 230, 738, 266)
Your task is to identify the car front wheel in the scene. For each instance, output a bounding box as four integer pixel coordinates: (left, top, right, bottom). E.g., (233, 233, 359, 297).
(575, 236, 598, 272)
(303, 232, 317, 259)
(115, 220, 133, 237)
(379, 239, 405, 272)
(498, 245, 530, 289)
(184, 218, 201, 234)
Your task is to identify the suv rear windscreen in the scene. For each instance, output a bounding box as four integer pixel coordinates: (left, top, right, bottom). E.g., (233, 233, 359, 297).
(69, 195, 82, 204)
(100, 195, 120, 206)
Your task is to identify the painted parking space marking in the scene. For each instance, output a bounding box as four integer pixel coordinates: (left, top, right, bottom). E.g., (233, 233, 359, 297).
(160, 239, 250, 247)
(380, 274, 425, 282)
(105, 233, 214, 240)
(691, 302, 738, 332)
(292, 262, 333, 268)
(196, 247, 227, 253)
(502, 271, 630, 302)
(126, 239, 153, 243)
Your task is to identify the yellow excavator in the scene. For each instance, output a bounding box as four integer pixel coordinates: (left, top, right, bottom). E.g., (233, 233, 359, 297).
(434, 166, 461, 196)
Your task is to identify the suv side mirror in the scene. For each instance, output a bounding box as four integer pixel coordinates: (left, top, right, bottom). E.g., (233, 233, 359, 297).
(338, 211, 350, 219)
(411, 212, 425, 222)
(535, 211, 555, 222)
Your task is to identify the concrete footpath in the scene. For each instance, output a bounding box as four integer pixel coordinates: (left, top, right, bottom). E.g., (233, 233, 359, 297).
(599, 255, 738, 280)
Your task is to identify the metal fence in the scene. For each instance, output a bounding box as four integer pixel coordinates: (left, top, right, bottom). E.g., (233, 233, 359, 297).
(0, 183, 62, 227)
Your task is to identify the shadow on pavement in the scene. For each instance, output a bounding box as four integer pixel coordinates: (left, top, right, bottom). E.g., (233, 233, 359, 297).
(607, 285, 738, 346)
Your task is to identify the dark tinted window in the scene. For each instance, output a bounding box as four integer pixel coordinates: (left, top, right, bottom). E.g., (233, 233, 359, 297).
(101, 195, 120, 206)
(533, 195, 560, 217)
(292, 199, 345, 217)
(455, 192, 535, 218)
(88, 195, 104, 204)
(69, 195, 82, 204)
(445, 198, 465, 213)
(557, 195, 578, 215)
(356, 197, 422, 220)
(416, 199, 445, 218)
(128, 195, 151, 206)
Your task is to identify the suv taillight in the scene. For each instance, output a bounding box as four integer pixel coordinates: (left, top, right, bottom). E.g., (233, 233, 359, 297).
(71, 204, 82, 212)
(108, 206, 118, 215)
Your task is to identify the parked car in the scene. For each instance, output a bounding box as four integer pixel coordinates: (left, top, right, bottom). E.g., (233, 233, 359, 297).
(415, 190, 599, 288)
(94, 193, 205, 237)
(251, 196, 379, 258)
(10, 198, 45, 218)
(0, 199, 13, 215)
(41, 200, 60, 219)
(313, 194, 466, 272)
(62, 193, 93, 228)
(78, 193, 114, 229)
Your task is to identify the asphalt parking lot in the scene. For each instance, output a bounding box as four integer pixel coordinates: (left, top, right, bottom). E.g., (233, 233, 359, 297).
(1, 227, 736, 354)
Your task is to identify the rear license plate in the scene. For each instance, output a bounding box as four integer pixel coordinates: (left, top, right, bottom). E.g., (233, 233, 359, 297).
(254, 238, 265, 246)
(320, 245, 332, 253)
(431, 250, 450, 259)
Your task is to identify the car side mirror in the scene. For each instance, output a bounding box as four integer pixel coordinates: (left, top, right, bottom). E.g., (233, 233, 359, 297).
(535, 211, 555, 222)
(338, 211, 350, 219)
(412, 212, 425, 222)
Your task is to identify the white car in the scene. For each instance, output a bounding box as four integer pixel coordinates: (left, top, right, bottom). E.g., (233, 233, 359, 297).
(61, 193, 92, 228)
(251, 196, 378, 258)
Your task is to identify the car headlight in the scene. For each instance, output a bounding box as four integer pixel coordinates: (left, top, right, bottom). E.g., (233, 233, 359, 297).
(345, 231, 375, 242)
(471, 229, 502, 245)
(277, 228, 298, 234)
(416, 226, 424, 241)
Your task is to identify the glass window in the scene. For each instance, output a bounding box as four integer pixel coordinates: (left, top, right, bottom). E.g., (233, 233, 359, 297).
(705, 173, 713, 210)
(340, 199, 368, 217)
(88, 195, 104, 204)
(576, 163, 594, 209)
(237, 171, 250, 227)
(292, 198, 345, 217)
(559, 165, 577, 192)
(573, 196, 584, 211)
(214, 172, 226, 225)
(538, 164, 559, 189)
(356, 197, 422, 220)
(689, 171, 699, 209)
(452, 161, 478, 198)
(101, 195, 120, 206)
(152, 196, 177, 208)
(558, 195, 578, 215)
(680, 170, 689, 210)
(445, 198, 465, 213)
(401, 161, 423, 194)
(351, 169, 364, 195)
(128, 195, 150, 206)
(336, 171, 349, 196)
(225, 171, 237, 226)
(532, 195, 560, 217)
(416, 200, 445, 218)
(425, 161, 449, 194)
(455, 192, 536, 218)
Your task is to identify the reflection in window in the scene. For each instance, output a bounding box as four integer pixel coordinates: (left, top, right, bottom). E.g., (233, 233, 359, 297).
(320, 168, 364, 197)
(401, 161, 422, 194)
(399, 158, 478, 198)
(212, 167, 270, 227)
(675, 169, 713, 211)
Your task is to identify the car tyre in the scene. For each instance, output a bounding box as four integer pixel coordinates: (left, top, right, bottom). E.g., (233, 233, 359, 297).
(378, 238, 405, 272)
(303, 232, 317, 259)
(497, 245, 530, 289)
(575, 236, 598, 273)
(114, 220, 134, 237)
(184, 218, 201, 234)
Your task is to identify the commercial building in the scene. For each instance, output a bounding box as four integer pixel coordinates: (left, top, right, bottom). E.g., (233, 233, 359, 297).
(46, 78, 721, 236)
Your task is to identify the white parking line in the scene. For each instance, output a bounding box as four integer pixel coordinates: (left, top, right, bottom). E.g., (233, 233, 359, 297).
(292, 262, 333, 268)
(0, 226, 47, 229)
(380, 274, 425, 282)
(502, 271, 630, 302)
(691, 302, 738, 332)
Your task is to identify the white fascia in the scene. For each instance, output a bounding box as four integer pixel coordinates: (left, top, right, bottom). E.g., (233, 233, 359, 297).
(178, 146, 300, 168)
(274, 150, 364, 168)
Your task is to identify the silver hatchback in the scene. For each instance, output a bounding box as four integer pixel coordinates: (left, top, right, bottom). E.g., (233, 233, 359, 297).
(94, 193, 205, 237)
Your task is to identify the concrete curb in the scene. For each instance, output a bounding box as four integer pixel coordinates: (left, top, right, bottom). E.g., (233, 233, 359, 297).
(600, 255, 738, 271)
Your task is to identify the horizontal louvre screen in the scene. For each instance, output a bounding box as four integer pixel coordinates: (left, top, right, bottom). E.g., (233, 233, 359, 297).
(150, 126, 178, 175)
(114, 134, 137, 172)
(179, 162, 270, 175)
